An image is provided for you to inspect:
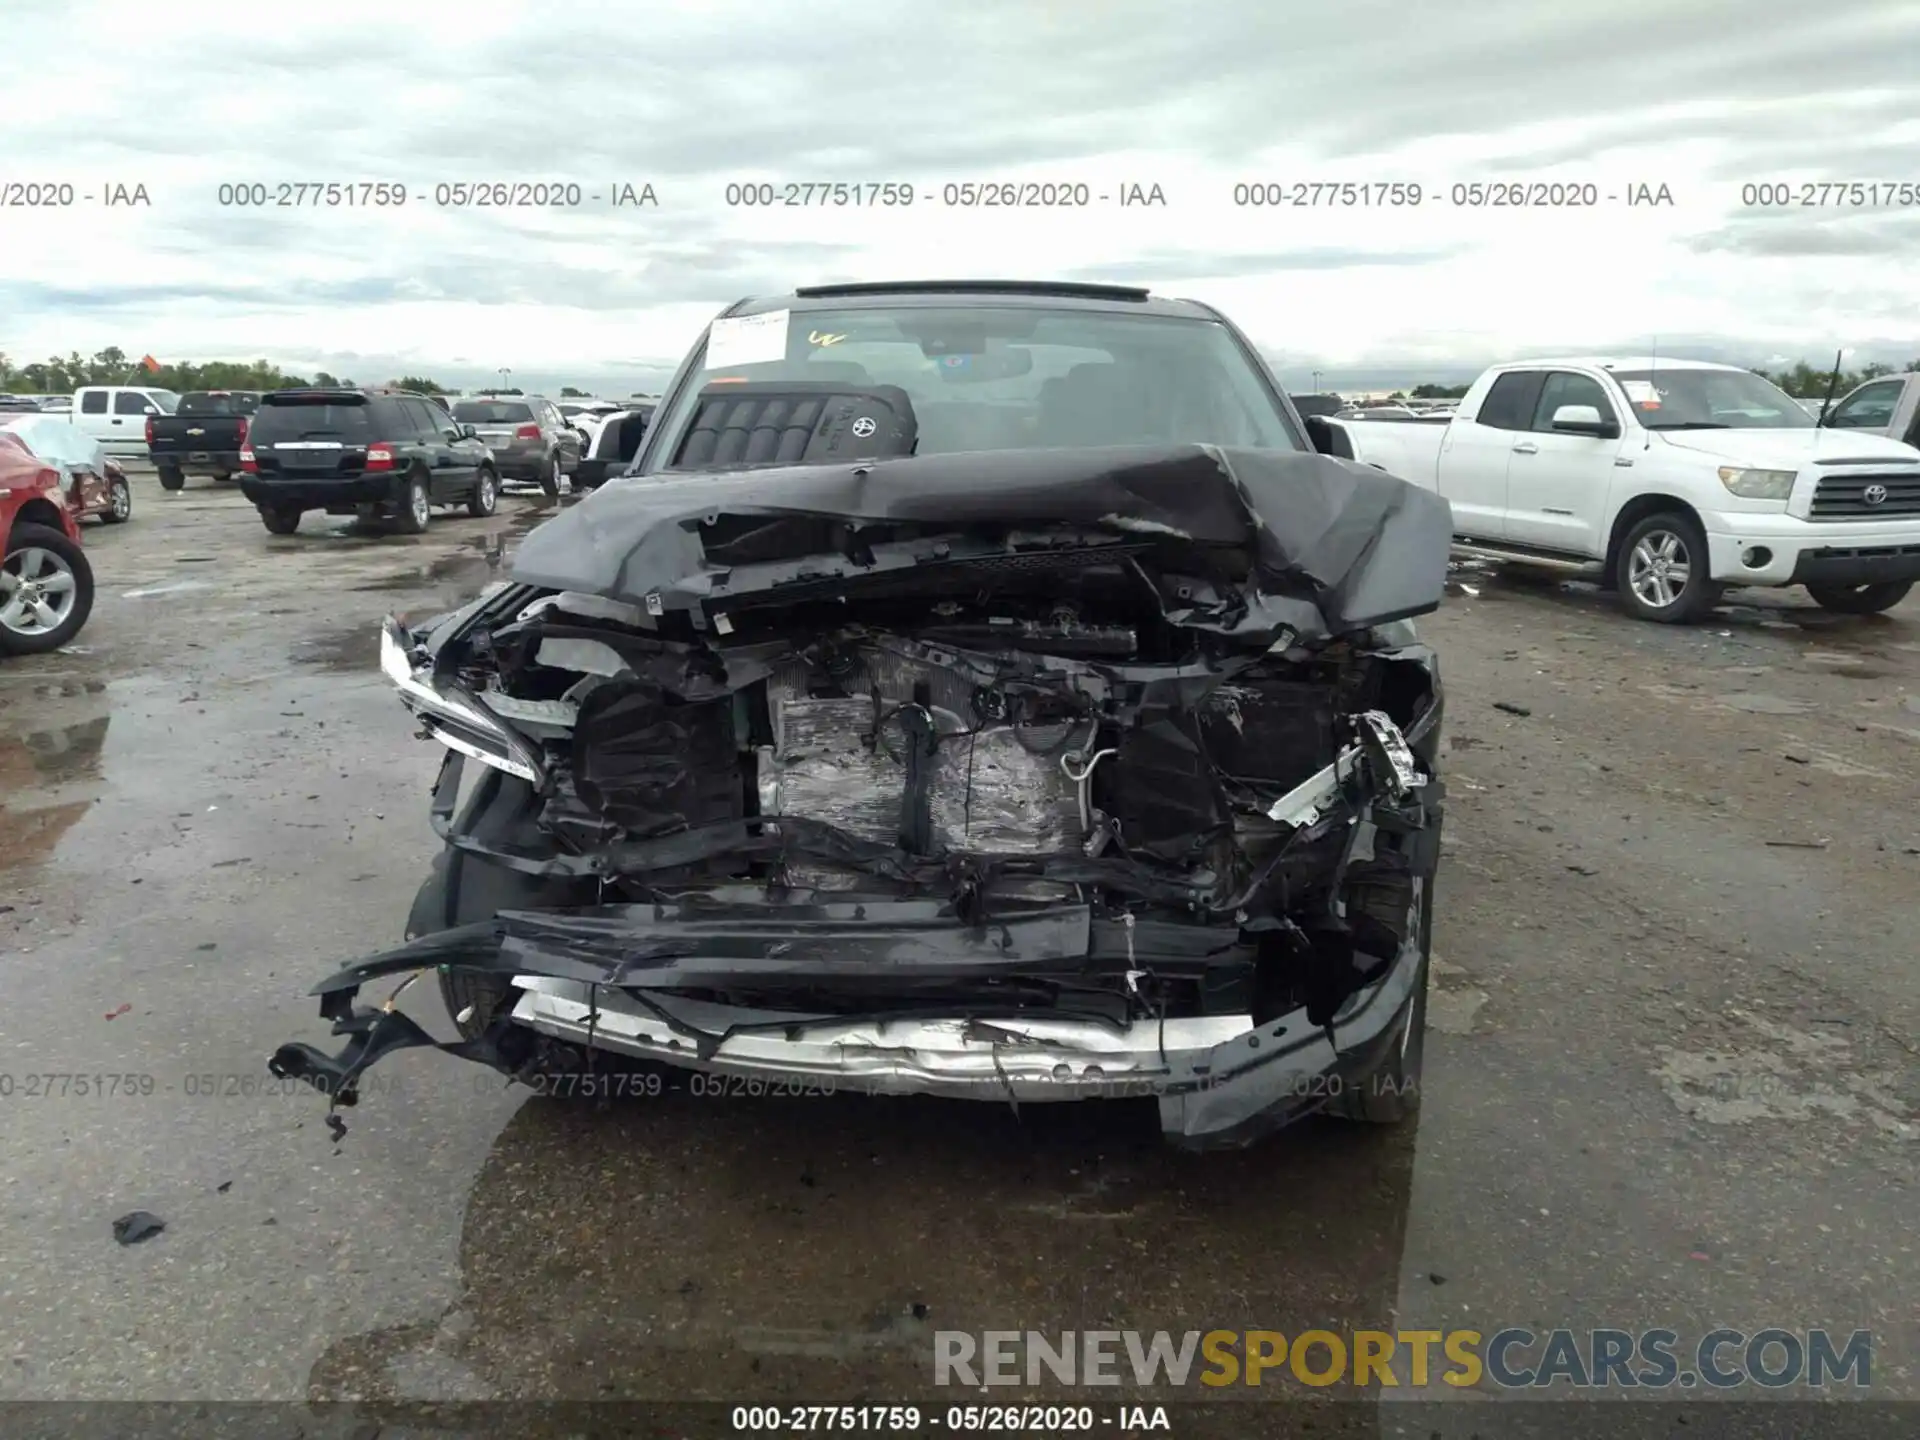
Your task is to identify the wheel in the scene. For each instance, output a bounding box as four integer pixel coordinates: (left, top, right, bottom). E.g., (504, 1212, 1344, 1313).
(407, 769, 597, 1040)
(1806, 580, 1911, 615)
(259, 504, 301, 535)
(0, 523, 95, 656)
(212, 468, 233, 482)
(1614, 512, 1720, 623)
(466, 466, 499, 517)
(157, 465, 185, 492)
(539, 454, 561, 499)
(1326, 875, 1432, 1125)
(100, 475, 133, 525)
(393, 470, 432, 534)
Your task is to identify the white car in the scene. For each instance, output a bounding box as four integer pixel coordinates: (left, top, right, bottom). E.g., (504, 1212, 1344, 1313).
(1326, 356, 1920, 621)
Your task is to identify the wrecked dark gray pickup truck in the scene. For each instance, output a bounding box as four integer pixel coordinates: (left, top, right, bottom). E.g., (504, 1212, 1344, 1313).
(271, 282, 1452, 1148)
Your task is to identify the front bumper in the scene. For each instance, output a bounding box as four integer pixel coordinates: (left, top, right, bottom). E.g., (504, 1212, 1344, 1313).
(268, 892, 1428, 1150)
(1787, 543, 1920, 588)
(240, 475, 403, 510)
(1702, 512, 1920, 586)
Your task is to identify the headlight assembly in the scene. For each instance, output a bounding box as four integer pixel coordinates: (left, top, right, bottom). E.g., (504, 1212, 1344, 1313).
(1717, 466, 1796, 500)
(378, 616, 542, 781)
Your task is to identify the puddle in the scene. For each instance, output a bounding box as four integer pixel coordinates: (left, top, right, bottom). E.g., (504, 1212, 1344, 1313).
(123, 580, 215, 599)
(1653, 1010, 1915, 1139)
(2, 714, 113, 784)
(289, 624, 379, 673)
(351, 535, 507, 593)
(1798, 650, 1895, 680)
(1715, 693, 1811, 715)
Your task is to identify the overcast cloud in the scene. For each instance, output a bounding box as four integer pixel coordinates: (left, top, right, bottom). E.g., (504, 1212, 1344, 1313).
(3, 0, 1917, 391)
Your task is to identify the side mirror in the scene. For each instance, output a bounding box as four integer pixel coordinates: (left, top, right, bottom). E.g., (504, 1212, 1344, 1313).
(1303, 415, 1354, 460)
(1551, 403, 1618, 438)
(459, 423, 479, 439)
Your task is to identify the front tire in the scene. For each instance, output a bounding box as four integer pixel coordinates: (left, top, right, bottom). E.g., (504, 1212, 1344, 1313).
(157, 465, 185, 492)
(393, 470, 432, 534)
(101, 475, 133, 525)
(259, 504, 301, 535)
(1326, 875, 1432, 1125)
(1806, 580, 1911, 615)
(539, 454, 561, 500)
(0, 524, 95, 655)
(407, 768, 598, 1039)
(1614, 512, 1720, 623)
(466, 467, 499, 517)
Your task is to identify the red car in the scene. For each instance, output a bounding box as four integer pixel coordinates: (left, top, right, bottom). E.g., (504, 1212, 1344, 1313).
(0, 433, 94, 655)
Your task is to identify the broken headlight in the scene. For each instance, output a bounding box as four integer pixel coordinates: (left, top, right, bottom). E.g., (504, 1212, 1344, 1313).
(379, 615, 543, 782)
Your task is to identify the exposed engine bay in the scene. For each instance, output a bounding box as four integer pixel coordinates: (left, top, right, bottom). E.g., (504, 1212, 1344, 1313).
(272, 439, 1451, 1146)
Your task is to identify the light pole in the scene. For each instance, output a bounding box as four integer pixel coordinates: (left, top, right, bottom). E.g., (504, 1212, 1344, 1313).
(497, 366, 511, 394)
(1311, 369, 1323, 393)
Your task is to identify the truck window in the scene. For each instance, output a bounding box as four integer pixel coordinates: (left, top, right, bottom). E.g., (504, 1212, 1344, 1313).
(113, 392, 152, 415)
(1826, 379, 1903, 430)
(1475, 372, 1546, 431)
(1529, 373, 1615, 430)
(79, 391, 108, 414)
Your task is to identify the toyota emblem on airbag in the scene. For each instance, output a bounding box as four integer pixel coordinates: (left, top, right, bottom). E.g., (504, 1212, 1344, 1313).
(851, 416, 877, 437)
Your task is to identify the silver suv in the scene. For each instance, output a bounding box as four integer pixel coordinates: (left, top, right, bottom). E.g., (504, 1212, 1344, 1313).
(448, 395, 581, 497)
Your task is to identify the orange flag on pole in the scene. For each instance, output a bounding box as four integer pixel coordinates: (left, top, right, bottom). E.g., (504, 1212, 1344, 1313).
(139, 354, 160, 373)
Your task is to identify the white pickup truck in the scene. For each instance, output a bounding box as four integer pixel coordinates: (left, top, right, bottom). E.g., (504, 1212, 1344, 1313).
(1325, 357, 1920, 622)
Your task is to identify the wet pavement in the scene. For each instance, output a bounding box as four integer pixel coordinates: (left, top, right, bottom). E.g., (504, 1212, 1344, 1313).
(0, 480, 1913, 1421)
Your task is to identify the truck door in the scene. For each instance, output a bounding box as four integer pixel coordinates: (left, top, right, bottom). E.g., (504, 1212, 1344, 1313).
(1437, 370, 1543, 541)
(1502, 370, 1628, 555)
(75, 389, 109, 443)
(107, 390, 155, 458)
(1823, 378, 1905, 437)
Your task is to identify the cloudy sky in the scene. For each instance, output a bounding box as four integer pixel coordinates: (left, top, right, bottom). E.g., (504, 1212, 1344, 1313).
(4, 0, 1918, 391)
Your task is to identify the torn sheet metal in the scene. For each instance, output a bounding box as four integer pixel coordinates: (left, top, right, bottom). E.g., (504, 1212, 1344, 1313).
(509, 444, 1454, 641)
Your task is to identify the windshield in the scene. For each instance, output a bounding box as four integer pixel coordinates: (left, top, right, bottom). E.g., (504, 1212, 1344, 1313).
(642, 304, 1299, 471)
(1608, 368, 1813, 430)
(147, 390, 181, 413)
(251, 399, 372, 440)
(179, 392, 258, 416)
(453, 401, 534, 424)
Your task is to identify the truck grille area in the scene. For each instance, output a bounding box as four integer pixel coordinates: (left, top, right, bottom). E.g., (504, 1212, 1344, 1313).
(1810, 472, 1920, 520)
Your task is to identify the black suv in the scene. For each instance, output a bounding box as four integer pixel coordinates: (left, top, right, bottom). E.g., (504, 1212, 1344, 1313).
(240, 388, 498, 535)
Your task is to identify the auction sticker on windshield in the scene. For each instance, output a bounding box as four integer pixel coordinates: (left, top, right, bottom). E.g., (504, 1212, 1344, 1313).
(707, 308, 790, 368)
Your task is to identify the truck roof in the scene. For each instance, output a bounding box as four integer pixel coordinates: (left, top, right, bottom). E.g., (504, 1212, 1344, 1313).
(1502, 356, 1752, 374)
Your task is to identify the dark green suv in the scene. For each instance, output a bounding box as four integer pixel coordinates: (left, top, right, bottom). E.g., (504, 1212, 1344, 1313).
(239, 387, 499, 535)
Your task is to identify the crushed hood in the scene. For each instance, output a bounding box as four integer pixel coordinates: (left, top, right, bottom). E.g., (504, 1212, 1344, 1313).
(509, 444, 1453, 642)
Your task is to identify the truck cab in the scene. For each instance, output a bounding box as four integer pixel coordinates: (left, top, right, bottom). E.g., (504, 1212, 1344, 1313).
(71, 385, 180, 460)
(1819, 373, 1920, 447)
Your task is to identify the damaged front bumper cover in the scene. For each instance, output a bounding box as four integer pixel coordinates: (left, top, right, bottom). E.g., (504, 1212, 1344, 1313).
(268, 896, 1425, 1149)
